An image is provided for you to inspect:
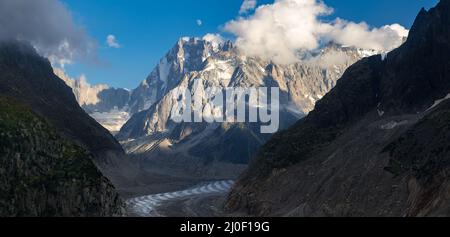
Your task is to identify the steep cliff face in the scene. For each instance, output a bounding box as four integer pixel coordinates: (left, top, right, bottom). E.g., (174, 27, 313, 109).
(226, 0, 450, 217)
(0, 96, 124, 217)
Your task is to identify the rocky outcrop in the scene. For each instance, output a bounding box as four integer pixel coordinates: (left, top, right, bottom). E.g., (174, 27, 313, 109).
(226, 0, 450, 217)
(0, 96, 124, 216)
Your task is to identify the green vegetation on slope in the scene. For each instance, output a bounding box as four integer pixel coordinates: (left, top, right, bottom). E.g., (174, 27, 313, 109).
(0, 96, 124, 216)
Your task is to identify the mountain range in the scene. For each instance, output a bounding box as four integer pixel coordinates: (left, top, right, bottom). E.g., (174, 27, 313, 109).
(61, 37, 382, 179)
(1, 0, 448, 217)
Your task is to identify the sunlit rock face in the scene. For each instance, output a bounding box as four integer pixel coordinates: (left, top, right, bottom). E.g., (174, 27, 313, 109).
(116, 37, 375, 165)
(54, 68, 132, 133)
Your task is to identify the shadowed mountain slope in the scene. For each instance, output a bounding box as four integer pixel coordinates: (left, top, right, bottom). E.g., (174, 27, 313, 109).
(226, 0, 450, 217)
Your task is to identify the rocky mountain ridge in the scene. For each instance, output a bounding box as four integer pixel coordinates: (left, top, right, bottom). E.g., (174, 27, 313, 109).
(225, 0, 450, 217)
(114, 38, 378, 169)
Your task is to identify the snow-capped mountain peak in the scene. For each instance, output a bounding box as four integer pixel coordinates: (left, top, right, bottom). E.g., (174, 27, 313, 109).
(115, 37, 384, 164)
(59, 36, 385, 138)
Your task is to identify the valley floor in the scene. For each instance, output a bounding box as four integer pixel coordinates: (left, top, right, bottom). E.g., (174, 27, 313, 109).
(126, 180, 234, 217)
(117, 153, 247, 217)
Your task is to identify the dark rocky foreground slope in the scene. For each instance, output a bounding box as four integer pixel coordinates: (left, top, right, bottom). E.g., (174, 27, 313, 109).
(226, 0, 450, 217)
(0, 41, 138, 188)
(0, 96, 124, 216)
(0, 40, 150, 215)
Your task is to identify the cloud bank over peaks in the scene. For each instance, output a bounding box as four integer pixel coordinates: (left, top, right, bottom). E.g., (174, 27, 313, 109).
(0, 0, 96, 67)
(203, 34, 225, 46)
(225, 0, 409, 64)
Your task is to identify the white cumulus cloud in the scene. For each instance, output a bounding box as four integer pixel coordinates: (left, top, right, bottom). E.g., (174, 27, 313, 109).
(225, 0, 409, 64)
(203, 33, 225, 44)
(0, 0, 96, 67)
(203, 33, 225, 49)
(239, 0, 258, 14)
(106, 34, 121, 48)
(196, 19, 203, 26)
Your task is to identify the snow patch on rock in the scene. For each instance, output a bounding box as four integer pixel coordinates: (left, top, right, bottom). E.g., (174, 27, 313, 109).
(380, 120, 409, 130)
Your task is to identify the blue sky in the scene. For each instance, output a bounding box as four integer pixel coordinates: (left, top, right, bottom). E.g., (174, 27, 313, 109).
(61, 0, 439, 89)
